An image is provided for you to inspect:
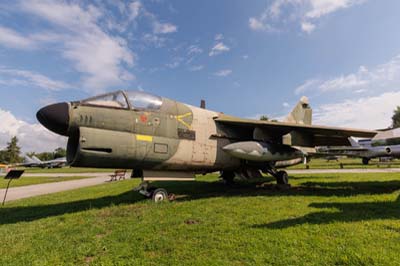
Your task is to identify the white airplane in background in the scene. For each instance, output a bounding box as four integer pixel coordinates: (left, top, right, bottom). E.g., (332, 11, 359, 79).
(16, 155, 67, 168)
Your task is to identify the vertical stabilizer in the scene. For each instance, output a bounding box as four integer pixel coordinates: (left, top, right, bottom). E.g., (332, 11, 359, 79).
(32, 156, 43, 163)
(348, 137, 360, 147)
(284, 96, 312, 125)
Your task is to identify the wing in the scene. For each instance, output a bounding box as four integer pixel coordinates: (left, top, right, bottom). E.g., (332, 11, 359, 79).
(214, 114, 377, 147)
(317, 146, 369, 152)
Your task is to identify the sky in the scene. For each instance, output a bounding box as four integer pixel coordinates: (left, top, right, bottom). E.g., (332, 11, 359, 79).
(1, 0, 400, 153)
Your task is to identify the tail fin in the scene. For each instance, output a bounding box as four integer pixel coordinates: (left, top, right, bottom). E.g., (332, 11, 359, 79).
(348, 137, 360, 147)
(32, 156, 42, 163)
(24, 156, 35, 164)
(284, 96, 312, 125)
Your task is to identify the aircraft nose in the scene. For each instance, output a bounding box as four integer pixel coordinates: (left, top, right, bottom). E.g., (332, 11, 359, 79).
(36, 102, 70, 136)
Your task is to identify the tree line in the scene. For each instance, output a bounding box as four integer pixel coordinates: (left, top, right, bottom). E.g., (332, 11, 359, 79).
(0, 136, 66, 164)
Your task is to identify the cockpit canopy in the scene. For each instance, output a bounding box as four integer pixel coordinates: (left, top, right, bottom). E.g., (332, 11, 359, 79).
(82, 90, 163, 111)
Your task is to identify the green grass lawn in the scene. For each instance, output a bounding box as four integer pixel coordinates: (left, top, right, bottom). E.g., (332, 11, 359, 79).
(0, 175, 93, 188)
(290, 157, 400, 169)
(0, 172, 399, 265)
(22, 167, 115, 174)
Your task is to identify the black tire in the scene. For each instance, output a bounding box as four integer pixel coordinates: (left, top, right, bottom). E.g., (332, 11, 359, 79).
(221, 171, 235, 185)
(151, 188, 169, 203)
(276, 171, 289, 185)
(362, 158, 370, 165)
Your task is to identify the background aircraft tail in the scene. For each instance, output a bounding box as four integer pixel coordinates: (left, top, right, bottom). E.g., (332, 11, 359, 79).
(23, 155, 35, 164)
(284, 96, 312, 125)
(348, 137, 360, 147)
(32, 156, 43, 163)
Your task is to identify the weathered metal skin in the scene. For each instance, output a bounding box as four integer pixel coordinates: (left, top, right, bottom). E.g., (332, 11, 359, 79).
(37, 90, 377, 175)
(63, 91, 240, 172)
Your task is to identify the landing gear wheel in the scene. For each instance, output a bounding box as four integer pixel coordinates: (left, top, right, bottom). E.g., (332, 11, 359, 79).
(276, 171, 289, 185)
(151, 188, 169, 203)
(362, 158, 370, 165)
(220, 171, 235, 185)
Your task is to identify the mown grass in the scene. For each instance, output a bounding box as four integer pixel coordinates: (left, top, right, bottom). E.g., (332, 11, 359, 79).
(290, 157, 400, 169)
(0, 175, 93, 189)
(0, 172, 399, 265)
(22, 167, 114, 174)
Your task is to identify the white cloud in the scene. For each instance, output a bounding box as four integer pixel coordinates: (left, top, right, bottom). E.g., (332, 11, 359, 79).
(153, 21, 177, 34)
(0, 67, 71, 91)
(283, 102, 290, 108)
(141, 6, 177, 35)
(295, 79, 320, 94)
(295, 54, 400, 94)
(301, 21, 316, 33)
(188, 65, 204, 72)
(19, 0, 135, 92)
(165, 57, 183, 69)
(214, 69, 232, 77)
(249, 17, 274, 32)
(0, 25, 35, 49)
(249, 0, 367, 33)
(187, 45, 203, 55)
(314, 91, 400, 129)
(215, 33, 224, 41)
(142, 33, 167, 48)
(209, 42, 230, 56)
(129, 1, 142, 21)
(0, 108, 67, 153)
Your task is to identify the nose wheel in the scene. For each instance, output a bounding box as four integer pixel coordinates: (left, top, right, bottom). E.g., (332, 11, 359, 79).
(152, 188, 169, 202)
(134, 181, 171, 203)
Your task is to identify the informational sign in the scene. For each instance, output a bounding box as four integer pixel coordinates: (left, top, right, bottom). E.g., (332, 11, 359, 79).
(2, 170, 24, 205)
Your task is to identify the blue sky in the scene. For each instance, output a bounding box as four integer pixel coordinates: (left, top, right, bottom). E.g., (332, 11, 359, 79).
(1, 0, 400, 152)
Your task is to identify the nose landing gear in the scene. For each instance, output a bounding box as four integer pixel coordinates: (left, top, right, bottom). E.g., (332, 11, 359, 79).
(134, 181, 173, 203)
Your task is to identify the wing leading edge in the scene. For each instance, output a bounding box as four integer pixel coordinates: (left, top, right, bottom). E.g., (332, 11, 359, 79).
(214, 114, 377, 147)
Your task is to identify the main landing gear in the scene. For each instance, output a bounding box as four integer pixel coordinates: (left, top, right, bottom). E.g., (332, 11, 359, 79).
(362, 158, 370, 165)
(220, 171, 235, 185)
(263, 167, 290, 185)
(134, 181, 171, 203)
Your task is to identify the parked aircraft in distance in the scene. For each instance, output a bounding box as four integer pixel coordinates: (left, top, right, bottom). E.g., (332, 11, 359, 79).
(317, 129, 400, 165)
(16, 155, 67, 168)
(37, 90, 376, 201)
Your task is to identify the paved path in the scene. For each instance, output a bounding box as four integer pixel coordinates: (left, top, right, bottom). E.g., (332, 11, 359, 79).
(19, 172, 113, 177)
(0, 175, 112, 203)
(287, 168, 400, 174)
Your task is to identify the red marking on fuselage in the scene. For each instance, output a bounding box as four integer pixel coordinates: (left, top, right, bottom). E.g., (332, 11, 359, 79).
(140, 114, 148, 123)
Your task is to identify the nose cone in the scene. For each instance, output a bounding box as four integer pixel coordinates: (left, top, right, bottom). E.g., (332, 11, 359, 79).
(36, 102, 70, 136)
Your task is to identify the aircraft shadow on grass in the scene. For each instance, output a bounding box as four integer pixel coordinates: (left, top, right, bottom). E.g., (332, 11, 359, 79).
(255, 194, 400, 229)
(0, 177, 399, 225)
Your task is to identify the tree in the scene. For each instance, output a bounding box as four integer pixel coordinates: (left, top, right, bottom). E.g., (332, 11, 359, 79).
(392, 106, 400, 128)
(36, 152, 54, 161)
(5, 136, 21, 164)
(0, 150, 7, 164)
(260, 115, 269, 121)
(54, 147, 66, 159)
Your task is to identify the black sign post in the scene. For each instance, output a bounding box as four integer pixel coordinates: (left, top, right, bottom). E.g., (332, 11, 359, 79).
(2, 170, 24, 206)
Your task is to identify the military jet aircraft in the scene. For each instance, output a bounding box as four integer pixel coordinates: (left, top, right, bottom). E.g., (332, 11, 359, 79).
(317, 129, 400, 165)
(36, 90, 376, 201)
(32, 156, 67, 168)
(13, 155, 67, 168)
(14, 155, 41, 168)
